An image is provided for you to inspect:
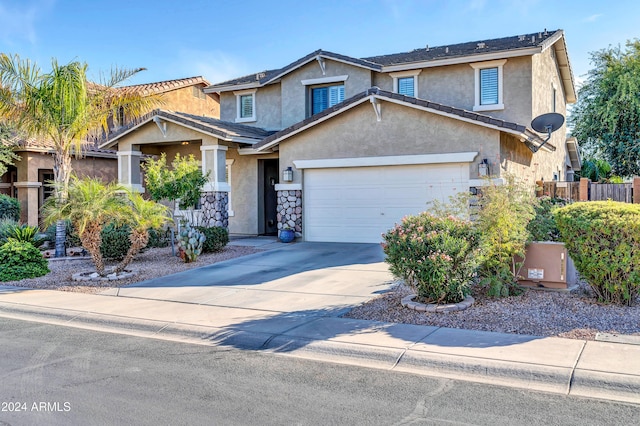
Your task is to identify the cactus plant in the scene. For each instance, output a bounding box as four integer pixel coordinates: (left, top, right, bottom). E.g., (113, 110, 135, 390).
(176, 222, 206, 263)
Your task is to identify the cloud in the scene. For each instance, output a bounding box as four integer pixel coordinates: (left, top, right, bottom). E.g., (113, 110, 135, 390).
(174, 49, 252, 85)
(582, 13, 603, 23)
(0, 0, 53, 45)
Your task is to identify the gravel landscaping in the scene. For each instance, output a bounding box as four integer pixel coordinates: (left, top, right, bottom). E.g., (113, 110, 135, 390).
(3, 245, 262, 293)
(344, 281, 640, 340)
(4, 244, 639, 341)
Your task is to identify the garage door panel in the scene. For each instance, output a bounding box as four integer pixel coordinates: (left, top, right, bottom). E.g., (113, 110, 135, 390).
(304, 163, 469, 243)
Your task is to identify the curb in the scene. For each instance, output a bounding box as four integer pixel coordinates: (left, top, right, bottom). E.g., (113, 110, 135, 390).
(0, 301, 639, 404)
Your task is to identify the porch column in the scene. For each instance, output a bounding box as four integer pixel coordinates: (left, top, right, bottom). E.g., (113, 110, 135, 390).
(200, 145, 229, 228)
(12, 181, 41, 226)
(117, 150, 143, 192)
(274, 184, 302, 238)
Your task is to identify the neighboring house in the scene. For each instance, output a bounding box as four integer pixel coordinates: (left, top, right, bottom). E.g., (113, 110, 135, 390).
(102, 29, 580, 243)
(0, 76, 219, 226)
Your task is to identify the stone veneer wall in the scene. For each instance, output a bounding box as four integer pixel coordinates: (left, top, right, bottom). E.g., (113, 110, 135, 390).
(277, 190, 302, 237)
(200, 191, 229, 228)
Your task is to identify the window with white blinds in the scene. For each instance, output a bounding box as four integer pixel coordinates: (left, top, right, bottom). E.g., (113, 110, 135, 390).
(234, 89, 256, 122)
(470, 59, 505, 112)
(240, 95, 253, 118)
(479, 67, 498, 105)
(311, 84, 344, 115)
(397, 77, 415, 97)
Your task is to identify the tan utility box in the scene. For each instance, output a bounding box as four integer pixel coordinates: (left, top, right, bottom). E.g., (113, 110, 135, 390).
(518, 242, 577, 290)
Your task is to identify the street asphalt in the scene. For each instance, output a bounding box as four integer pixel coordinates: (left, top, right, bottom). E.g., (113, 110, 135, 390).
(0, 237, 639, 405)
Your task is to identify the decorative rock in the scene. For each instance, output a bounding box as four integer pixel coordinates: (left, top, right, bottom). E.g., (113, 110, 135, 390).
(401, 294, 475, 313)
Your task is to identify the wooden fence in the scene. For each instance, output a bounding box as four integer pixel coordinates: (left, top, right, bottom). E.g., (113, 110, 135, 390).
(540, 178, 640, 203)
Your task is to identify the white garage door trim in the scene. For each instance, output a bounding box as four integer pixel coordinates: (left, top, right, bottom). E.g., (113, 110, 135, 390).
(294, 152, 478, 169)
(303, 161, 473, 243)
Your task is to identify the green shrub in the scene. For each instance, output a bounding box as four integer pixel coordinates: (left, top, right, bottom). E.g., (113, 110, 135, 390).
(0, 217, 18, 244)
(475, 176, 536, 297)
(1, 223, 46, 248)
(555, 201, 640, 306)
(0, 194, 20, 221)
(383, 212, 480, 304)
(100, 223, 131, 261)
(0, 240, 49, 281)
(527, 197, 568, 242)
(147, 227, 172, 248)
(196, 226, 229, 253)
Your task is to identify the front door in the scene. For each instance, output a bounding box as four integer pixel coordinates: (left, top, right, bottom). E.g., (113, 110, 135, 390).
(260, 159, 279, 235)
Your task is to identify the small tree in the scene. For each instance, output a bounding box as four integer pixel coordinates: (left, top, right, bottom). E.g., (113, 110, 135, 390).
(43, 177, 127, 276)
(112, 191, 170, 273)
(475, 176, 536, 297)
(143, 153, 209, 225)
(0, 123, 20, 176)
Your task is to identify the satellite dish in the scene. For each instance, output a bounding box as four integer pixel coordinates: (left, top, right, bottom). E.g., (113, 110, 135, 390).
(529, 112, 565, 153)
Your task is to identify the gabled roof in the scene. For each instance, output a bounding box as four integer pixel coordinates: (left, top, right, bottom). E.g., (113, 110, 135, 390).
(253, 87, 551, 153)
(206, 50, 381, 92)
(119, 76, 211, 96)
(100, 109, 275, 148)
(206, 30, 575, 102)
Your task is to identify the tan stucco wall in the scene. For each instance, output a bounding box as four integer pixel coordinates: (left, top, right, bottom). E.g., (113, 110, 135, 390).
(159, 85, 220, 118)
(280, 59, 373, 128)
(277, 99, 500, 184)
(116, 121, 222, 151)
(219, 85, 281, 130)
(531, 45, 570, 181)
(226, 149, 278, 235)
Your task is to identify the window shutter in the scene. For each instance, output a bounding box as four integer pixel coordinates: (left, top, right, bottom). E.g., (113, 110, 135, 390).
(329, 85, 344, 107)
(312, 87, 328, 115)
(398, 77, 414, 97)
(240, 94, 253, 118)
(480, 68, 498, 105)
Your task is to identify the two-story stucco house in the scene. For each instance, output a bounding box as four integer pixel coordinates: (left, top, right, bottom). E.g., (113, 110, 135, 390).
(102, 29, 580, 243)
(0, 76, 219, 226)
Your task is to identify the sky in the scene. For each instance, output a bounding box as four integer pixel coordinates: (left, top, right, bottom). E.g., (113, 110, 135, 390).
(0, 0, 638, 88)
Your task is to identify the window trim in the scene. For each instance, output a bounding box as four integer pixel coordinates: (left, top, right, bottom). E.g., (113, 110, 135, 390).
(234, 89, 257, 123)
(390, 69, 421, 97)
(226, 159, 235, 216)
(470, 59, 506, 112)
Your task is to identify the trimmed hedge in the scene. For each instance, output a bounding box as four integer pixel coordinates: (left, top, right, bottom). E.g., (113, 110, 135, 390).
(0, 194, 20, 221)
(196, 226, 229, 253)
(0, 240, 49, 281)
(554, 201, 640, 305)
(382, 212, 479, 304)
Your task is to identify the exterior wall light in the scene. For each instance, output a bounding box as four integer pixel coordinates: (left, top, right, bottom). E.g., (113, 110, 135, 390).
(283, 166, 294, 182)
(478, 158, 489, 177)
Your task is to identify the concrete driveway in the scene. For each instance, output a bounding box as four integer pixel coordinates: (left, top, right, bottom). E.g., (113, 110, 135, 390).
(102, 241, 395, 317)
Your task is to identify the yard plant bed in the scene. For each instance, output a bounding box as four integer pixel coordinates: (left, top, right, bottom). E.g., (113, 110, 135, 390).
(4, 246, 262, 293)
(344, 282, 640, 341)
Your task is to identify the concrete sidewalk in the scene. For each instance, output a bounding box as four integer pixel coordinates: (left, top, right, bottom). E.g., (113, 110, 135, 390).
(0, 240, 639, 404)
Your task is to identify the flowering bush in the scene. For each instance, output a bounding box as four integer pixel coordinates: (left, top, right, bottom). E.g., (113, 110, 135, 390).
(382, 213, 480, 304)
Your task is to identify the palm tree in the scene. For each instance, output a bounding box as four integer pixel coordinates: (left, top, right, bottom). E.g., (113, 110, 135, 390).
(0, 54, 160, 257)
(42, 177, 127, 276)
(112, 191, 170, 274)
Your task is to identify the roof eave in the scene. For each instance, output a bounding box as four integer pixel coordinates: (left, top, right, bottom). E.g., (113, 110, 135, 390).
(380, 46, 542, 73)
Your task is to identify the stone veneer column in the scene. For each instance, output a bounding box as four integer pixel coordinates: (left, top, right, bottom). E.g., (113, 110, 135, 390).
(200, 191, 229, 228)
(276, 189, 302, 238)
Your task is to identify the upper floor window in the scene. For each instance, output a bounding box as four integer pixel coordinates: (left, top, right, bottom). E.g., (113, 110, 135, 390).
(192, 86, 206, 99)
(311, 84, 344, 115)
(390, 70, 421, 98)
(234, 89, 257, 123)
(301, 75, 349, 117)
(470, 59, 506, 112)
